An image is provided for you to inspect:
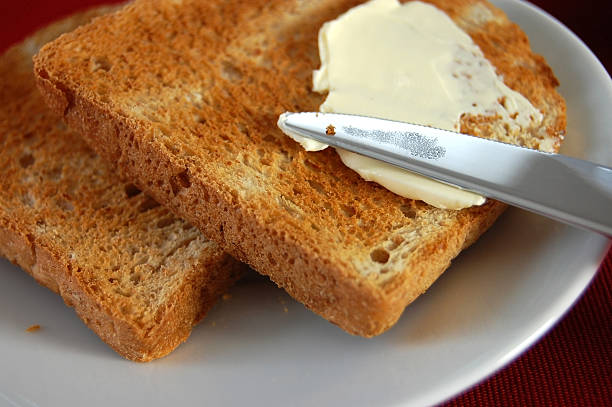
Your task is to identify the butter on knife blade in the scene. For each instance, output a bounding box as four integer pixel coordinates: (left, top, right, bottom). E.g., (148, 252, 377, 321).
(278, 112, 612, 237)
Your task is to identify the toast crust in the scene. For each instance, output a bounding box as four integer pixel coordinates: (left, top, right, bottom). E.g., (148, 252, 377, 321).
(34, 0, 565, 336)
(0, 221, 238, 361)
(1, 7, 244, 361)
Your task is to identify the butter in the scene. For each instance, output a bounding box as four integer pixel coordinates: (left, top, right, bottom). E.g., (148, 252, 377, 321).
(282, 0, 543, 209)
(281, 117, 330, 152)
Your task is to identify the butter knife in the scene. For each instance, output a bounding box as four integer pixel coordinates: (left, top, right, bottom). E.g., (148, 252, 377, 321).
(279, 112, 612, 236)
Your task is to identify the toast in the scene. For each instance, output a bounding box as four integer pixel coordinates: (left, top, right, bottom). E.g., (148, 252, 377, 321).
(33, 0, 566, 336)
(0, 7, 244, 362)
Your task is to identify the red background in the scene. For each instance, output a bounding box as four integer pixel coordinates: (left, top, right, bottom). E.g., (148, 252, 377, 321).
(1, 1, 610, 405)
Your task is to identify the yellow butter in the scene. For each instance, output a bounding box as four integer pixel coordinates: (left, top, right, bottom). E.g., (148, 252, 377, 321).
(283, 0, 543, 209)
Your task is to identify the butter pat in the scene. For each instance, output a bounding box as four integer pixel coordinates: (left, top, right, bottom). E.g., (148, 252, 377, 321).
(279, 115, 329, 152)
(282, 0, 543, 209)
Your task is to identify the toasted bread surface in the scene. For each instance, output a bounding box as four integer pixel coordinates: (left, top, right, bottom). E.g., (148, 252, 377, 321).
(0, 7, 244, 361)
(33, 0, 566, 336)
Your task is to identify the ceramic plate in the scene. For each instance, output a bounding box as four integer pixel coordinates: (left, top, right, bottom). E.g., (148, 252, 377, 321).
(0, 1, 610, 406)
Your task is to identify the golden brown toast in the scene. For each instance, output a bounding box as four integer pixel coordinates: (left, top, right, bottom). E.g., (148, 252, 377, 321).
(33, 0, 566, 336)
(0, 6, 244, 361)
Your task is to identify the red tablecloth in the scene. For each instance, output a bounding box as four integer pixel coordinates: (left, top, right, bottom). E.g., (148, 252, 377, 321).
(1, 1, 610, 405)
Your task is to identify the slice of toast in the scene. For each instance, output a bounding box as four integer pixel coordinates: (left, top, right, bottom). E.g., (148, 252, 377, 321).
(33, 0, 566, 336)
(0, 7, 245, 362)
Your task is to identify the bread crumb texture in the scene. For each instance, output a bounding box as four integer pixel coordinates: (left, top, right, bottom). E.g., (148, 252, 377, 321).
(0, 7, 244, 361)
(26, 324, 41, 333)
(33, 0, 565, 336)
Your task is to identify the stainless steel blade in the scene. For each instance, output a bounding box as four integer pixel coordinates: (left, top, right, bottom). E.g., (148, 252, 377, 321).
(280, 112, 612, 236)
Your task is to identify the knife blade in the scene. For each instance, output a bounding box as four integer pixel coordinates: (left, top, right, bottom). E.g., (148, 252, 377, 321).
(279, 112, 612, 237)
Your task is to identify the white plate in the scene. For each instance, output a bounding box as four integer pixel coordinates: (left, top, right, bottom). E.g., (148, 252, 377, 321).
(1, 1, 610, 406)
